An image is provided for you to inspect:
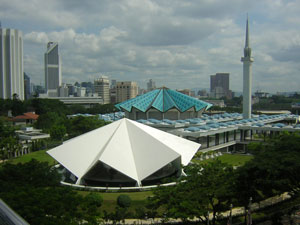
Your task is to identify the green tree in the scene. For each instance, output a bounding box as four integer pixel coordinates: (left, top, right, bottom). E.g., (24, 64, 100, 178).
(85, 192, 103, 208)
(0, 160, 100, 225)
(234, 132, 300, 223)
(35, 112, 66, 132)
(0, 116, 16, 138)
(67, 116, 108, 138)
(150, 160, 235, 225)
(88, 103, 116, 114)
(30, 98, 68, 116)
(117, 194, 132, 208)
(50, 124, 66, 141)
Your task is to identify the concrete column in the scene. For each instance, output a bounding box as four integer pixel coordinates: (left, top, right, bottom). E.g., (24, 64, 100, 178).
(207, 135, 210, 148)
(215, 134, 219, 146)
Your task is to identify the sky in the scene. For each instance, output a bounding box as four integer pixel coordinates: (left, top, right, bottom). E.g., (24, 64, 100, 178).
(1, 0, 300, 93)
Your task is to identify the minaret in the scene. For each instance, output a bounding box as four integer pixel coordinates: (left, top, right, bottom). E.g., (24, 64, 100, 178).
(241, 16, 254, 119)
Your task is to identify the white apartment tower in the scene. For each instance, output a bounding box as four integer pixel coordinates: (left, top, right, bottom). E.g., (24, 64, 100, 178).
(0, 28, 24, 100)
(94, 76, 110, 104)
(45, 42, 61, 96)
(241, 17, 254, 119)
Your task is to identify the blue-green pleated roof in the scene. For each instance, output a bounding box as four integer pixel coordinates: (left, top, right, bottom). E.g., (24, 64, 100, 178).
(115, 88, 212, 113)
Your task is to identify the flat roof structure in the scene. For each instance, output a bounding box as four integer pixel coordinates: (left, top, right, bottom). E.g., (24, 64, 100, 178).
(47, 118, 200, 187)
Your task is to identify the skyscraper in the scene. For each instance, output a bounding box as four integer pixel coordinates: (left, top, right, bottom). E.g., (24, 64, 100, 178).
(44, 42, 61, 97)
(147, 79, 156, 92)
(241, 17, 254, 119)
(0, 28, 24, 100)
(210, 73, 231, 99)
(24, 73, 31, 100)
(116, 81, 138, 103)
(94, 76, 110, 104)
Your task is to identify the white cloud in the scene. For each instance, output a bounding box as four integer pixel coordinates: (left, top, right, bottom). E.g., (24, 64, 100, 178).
(2, 0, 300, 92)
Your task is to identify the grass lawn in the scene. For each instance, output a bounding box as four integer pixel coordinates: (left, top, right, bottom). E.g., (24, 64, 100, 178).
(77, 190, 153, 213)
(7, 149, 56, 165)
(217, 153, 253, 166)
(193, 153, 254, 166)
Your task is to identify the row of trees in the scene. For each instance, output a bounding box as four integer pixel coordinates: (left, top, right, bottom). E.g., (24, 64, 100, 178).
(0, 98, 113, 158)
(0, 159, 139, 225)
(35, 112, 109, 140)
(0, 98, 117, 117)
(0, 159, 103, 225)
(149, 132, 300, 224)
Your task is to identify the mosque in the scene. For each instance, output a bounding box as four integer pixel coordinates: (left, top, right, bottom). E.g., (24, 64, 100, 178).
(115, 87, 212, 120)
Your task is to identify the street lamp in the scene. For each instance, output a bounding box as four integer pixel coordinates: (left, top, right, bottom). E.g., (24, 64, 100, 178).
(145, 213, 148, 224)
(248, 197, 252, 225)
(207, 211, 209, 225)
(229, 204, 233, 225)
(161, 213, 167, 224)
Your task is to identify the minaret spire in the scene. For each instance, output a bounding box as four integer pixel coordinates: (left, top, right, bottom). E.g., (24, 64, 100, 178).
(244, 14, 252, 58)
(245, 14, 249, 48)
(241, 15, 254, 119)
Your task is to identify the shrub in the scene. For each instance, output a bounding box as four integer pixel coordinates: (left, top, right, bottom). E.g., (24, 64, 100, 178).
(117, 194, 131, 208)
(85, 193, 103, 207)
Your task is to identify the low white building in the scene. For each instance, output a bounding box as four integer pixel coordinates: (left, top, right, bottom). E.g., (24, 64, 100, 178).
(47, 118, 200, 187)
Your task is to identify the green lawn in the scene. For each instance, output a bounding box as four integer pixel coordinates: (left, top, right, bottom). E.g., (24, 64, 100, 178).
(193, 153, 254, 166)
(7, 149, 56, 165)
(77, 191, 153, 213)
(217, 153, 253, 166)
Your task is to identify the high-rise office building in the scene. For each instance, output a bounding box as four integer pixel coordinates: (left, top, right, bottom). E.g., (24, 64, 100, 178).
(241, 17, 254, 119)
(94, 76, 110, 104)
(57, 84, 69, 97)
(24, 73, 31, 100)
(109, 79, 117, 104)
(210, 73, 231, 99)
(116, 81, 138, 103)
(147, 79, 156, 92)
(44, 42, 61, 97)
(0, 28, 24, 100)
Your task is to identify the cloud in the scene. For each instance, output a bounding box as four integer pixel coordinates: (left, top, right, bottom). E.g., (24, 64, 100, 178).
(2, 0, 300, 93)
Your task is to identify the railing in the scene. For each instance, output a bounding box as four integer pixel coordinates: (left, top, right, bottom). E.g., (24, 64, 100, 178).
(60, 180, 178, 192)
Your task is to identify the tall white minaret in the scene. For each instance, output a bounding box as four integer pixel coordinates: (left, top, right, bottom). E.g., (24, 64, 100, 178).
(241, 16, 254, 119)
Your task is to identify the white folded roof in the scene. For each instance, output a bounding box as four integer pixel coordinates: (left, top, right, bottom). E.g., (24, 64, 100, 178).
(47, 118, 200, 185)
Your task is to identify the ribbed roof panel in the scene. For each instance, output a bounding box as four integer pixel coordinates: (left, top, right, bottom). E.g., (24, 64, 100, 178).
(115, 87, 212, 113)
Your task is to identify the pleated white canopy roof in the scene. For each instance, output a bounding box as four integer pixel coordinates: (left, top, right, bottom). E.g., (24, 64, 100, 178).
(47, 118, 200, 185)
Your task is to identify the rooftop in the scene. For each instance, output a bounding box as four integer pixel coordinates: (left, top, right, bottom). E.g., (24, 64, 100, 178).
(115, 87, 212, 113)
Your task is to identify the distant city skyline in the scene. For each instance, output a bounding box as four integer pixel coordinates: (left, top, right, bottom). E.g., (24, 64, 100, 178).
(1, 0, 300, 93)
